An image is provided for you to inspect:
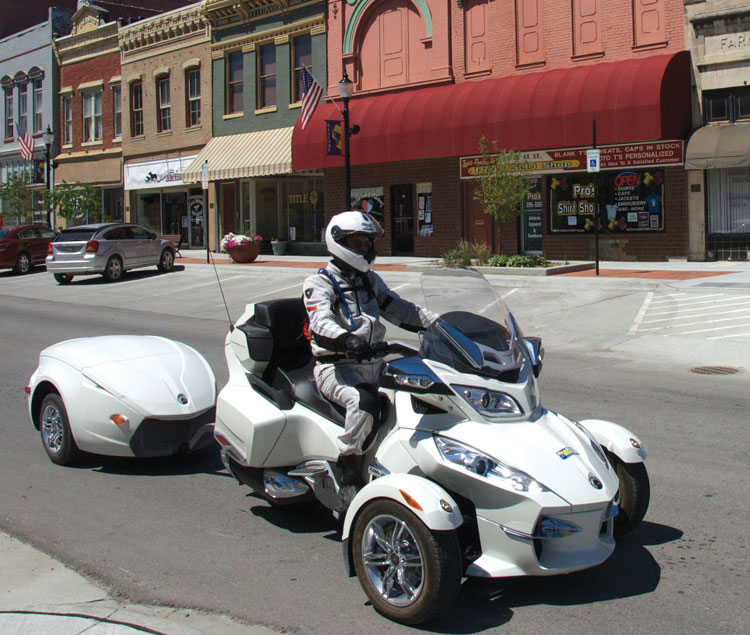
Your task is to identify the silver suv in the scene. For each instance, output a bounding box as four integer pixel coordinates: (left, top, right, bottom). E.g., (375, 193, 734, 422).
(46, 223, 175, 284)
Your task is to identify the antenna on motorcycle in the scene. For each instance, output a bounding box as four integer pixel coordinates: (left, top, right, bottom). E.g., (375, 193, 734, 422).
(209, 250, 234, 331)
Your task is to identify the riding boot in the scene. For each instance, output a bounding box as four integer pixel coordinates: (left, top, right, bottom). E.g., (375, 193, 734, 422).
(336, 453, 364, 486)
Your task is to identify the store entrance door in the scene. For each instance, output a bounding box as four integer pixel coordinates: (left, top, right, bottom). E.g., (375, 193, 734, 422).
(220, 182, 237, 236)
(188, 195, 205, 247)
(391, 184, 414, 255)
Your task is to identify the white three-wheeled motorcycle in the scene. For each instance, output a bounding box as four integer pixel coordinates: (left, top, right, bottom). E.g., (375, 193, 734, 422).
(214, 267, 649, 625)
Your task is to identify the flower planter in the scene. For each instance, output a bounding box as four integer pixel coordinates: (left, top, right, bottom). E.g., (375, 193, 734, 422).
(271, 241, 288, 256)
(227, 242, 260, 263)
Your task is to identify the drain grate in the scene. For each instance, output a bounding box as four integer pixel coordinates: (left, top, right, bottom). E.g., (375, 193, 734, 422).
(690, 366, 741, 375)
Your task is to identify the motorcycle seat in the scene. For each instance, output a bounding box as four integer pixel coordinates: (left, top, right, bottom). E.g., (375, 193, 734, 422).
(279, 363, 347, 427)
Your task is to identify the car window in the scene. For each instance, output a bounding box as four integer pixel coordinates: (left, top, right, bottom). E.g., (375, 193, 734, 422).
(0, 229, 12, 238)
(130, 226, 152, 240)
(103, 227, 128, 240)
(18, 228, 34, 239)
(55, 229, 97, 242)
(39, 228, 56, 238)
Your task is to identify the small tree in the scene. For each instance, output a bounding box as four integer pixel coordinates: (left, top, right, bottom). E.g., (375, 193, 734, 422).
(45, 181, 100, 225)
(472, 135, 531, 223)
(0, 171, 33, 223)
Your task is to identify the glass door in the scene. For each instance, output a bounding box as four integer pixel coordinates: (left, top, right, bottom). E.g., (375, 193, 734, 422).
(390, 184, 414, 255)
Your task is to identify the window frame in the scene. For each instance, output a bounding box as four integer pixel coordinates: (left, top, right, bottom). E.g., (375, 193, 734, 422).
(62, 94, 72, 145)
(130, 80, 144, 137)
(82, 90, 103, 142)
(257, 42, 276, 110)
(156, 75, 171, 132)
(17, 81, 28, 132)
(112, 84, 122, 139)
(4, 86, 14, 139)
(291, 33, 312, 104)
(32, 78, 42, 133)
(186, 67, 200, 127)
(226, 50, 243, 115)
(704, 87, 750, 124)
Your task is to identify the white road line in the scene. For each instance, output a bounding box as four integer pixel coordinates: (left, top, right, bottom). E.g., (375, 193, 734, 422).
(646, 299, 750, 316)
(501, 288, 519, 299)
(649, 292, 725, 305)
(628, 291, 654, 335)
(246, 282, 302, 302)
(707, 331, 750, 340)
(680, 322, 750, 335)
(161, 275, 244, 294)
(390, 283, 409, 292)
(647, 314, 750, 330)
(641, 306, 750, 324)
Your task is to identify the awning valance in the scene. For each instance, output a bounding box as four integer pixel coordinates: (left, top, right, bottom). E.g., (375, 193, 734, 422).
(685, 123, 750, 169)
(292, 51, 691, 170)
(184, 126, 294, 182)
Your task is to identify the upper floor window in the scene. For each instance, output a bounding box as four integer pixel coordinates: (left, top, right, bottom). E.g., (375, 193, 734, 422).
(32, 78, 42, 133)
(18, 82, 28, 132)
(257, 43, 276, 109)
(4, 87, 13, 138)
(62, 94, 72, 144)
(704, 87, 750, 124)
(186, 68, 200, 126)
(226, 51, 243, 114)
(130, 81, 143, 136)
(157, 75, 171, 132)
(112, 85, 121, 138)
(291, 34, 311, 104)
(82, 91, 102, 142)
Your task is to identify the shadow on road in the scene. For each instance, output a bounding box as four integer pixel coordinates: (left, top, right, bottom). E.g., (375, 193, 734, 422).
(249, 499, 340, 536)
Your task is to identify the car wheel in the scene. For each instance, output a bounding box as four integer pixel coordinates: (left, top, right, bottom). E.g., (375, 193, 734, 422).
(103, 256, 123, 282)
(157, 248, 174, 272)
(13, 251, 31, 274)
(40, 393, 80, 466)
(605, 449, 650, 538)
(352, 499, 462, 625)
(54, 273, 74, 284)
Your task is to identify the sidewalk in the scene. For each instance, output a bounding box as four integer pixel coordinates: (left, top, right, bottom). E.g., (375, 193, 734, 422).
(0, 531, 275, 634)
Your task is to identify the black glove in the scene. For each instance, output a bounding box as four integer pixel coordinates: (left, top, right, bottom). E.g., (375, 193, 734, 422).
(344, 335, 374, 361)
(372, 341, 390, 358)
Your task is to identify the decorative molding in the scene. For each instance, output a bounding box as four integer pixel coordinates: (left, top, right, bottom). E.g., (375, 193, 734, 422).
(59, 86, 74, 95)
(343, 0, 432, 54)
(77, 79, 103, 91)
(152, 66, 171, 77)
(182, 58, 201, 70)
(108, 76, 122, 85)
(119, 6, 208, 55)
(126, 73, 143, 84)
(210, 15, 325, 54)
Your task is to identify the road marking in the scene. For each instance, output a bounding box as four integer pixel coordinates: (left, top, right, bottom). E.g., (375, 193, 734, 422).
(247, 282, 302, 302)
(628, 291, 654, 335)
(161, 275, 244, 294)
(707, 331, 750, 340)
(641, 306, 750, 325)
(646, 298, 750, 316)
(501, 288, 518, 299)
(648, 292, 727, 306)
(680, 321, 750, 335)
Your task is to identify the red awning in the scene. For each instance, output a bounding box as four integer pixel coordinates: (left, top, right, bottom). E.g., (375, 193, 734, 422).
(292, 51, 691, 170)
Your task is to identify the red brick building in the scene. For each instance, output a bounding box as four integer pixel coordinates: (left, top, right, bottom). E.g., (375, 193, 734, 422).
(293, 0, 692, 261)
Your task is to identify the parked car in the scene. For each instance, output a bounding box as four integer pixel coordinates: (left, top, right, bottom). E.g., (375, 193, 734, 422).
(0, 224, 56, 274)
(46, 222, 175, 283)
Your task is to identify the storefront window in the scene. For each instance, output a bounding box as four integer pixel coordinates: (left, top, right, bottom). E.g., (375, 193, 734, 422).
(287, 176, 324, 242)
(136, 192, 162, 233)
(102, 188, 124, 222)
(548, 169, 664, 234)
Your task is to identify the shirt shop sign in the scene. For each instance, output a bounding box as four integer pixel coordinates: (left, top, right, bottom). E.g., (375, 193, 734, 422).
(460, 141, 683, 179)
(124, 155, 198, 190)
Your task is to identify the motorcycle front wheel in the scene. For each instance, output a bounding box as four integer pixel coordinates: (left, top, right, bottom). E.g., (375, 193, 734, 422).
(605, 449, 650, 538)
(352, 499, 462, 625)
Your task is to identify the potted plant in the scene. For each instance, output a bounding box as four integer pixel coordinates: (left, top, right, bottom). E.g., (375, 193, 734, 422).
(221, 232, 263, 263)
(270, 237, 288, 256)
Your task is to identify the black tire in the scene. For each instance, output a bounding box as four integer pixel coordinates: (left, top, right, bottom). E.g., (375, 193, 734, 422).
(13, 251, 31, 274)
(54, 273, 74, 284)
(157, 248, 174, 272)
(605, 449, 650, 538)
(39, 393, 80, 466)
(103, 256, 123, 282)
(352, 499, 462, 625)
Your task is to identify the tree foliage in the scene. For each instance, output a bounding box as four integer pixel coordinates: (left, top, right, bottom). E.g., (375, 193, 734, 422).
(0, 171, 33, 220)
(472, 136, 531, 222)
(45, 181, 100, 222)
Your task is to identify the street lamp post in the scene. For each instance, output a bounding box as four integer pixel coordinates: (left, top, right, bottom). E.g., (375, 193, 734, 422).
(337, 72, 359, 209)
(43, 126, 57, 229)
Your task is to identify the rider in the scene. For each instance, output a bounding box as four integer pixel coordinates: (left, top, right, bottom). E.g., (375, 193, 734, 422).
(303, 211, 438, 485)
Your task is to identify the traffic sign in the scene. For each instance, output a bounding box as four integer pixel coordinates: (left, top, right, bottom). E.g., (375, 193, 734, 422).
(201, 161, 209, 190)
(587, 149, 600, 173)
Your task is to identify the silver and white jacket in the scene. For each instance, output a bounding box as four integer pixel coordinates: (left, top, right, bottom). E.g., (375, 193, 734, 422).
(303, 261, 437, 359)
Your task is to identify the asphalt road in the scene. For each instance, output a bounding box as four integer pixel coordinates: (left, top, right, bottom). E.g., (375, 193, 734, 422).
(0, 264, 748, 634)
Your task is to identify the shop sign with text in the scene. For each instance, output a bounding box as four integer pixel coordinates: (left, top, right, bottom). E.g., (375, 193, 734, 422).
(460, 141, 683, 178)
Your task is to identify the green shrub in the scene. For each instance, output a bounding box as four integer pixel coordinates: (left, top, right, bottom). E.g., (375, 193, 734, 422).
(472, 242, 492, 266)
(442, 249, 461, 267)
(488, 254, 547, 268)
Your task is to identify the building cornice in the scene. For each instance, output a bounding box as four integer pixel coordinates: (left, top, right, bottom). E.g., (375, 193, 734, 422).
(119, 6, 208, 55)
(210, 14, 325, 56)
(54, 22, 119, 65)
(201, 0, 319, 28)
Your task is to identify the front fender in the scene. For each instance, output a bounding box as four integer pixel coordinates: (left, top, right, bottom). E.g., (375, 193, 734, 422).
(578, 418, 647, 463)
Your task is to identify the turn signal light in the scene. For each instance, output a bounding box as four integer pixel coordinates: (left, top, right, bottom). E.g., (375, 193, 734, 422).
(85, 240, 99, 254)
(110, 414, 128, 426)
(24, 386, 31, 394)
(399, 489, 424, 511)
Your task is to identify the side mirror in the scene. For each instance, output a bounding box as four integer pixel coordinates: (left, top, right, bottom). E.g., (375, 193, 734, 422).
(524, 337, 544, 377)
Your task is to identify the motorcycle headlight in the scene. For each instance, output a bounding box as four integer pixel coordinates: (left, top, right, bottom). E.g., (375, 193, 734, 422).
(434, 436, 548, 494)
(573, 421, 609, 466)
(451, 384, 523, 419)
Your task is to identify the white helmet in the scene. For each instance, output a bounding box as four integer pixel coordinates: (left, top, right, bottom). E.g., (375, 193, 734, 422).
(325, 211, 384, 273)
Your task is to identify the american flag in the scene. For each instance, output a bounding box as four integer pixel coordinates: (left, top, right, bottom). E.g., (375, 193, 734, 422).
(17, 124, 35, 161)
(300, 68, 323, 130)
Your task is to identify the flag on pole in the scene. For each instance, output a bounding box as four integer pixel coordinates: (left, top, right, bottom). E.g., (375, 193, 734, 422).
(17, 124, 35, 161)
(300, 68, 323, 130)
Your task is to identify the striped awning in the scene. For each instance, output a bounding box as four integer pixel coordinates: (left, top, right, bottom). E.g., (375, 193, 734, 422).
(183, 126, 294, 182)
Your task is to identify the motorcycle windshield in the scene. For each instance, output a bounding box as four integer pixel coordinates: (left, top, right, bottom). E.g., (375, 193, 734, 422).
(419, 268, 527, 378)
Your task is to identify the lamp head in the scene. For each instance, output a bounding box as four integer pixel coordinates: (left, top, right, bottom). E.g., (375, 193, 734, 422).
(338, 73, 354, 100)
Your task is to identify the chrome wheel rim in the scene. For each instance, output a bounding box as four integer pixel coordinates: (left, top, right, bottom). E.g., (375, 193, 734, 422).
(108, 258, 121, 279)
(17, 254, 29, 273)
(361, 513, 424, 607)
(41, 403, 64, 454)
(162, 251, 173, 269)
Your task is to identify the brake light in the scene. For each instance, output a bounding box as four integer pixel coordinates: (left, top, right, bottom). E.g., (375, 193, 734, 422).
(47, 242, 53, 255)
(85, 240, 99, 254)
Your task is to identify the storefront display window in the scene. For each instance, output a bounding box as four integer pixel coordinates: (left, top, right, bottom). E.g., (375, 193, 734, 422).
(288, 176, 324, 242)
(549, 169, 665, 233)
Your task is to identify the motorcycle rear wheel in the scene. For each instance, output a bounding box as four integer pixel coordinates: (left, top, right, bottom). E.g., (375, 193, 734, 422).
(605, 449, 650, 538)
(352, 499, 461, 625)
